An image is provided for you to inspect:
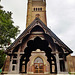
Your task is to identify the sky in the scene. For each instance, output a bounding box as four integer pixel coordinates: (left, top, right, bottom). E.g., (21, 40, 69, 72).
(1, 0, 75, 55)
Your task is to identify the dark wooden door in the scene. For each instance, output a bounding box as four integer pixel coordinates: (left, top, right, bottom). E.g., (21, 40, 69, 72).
(34, 63, 44, 73)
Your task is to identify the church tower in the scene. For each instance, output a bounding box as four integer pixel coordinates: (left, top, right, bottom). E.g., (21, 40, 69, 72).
(2, 0, 73, 74)
(26, 0, 47, 27)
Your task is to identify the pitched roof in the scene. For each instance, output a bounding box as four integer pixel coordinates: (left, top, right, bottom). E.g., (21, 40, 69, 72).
(5, 18, 73, 54)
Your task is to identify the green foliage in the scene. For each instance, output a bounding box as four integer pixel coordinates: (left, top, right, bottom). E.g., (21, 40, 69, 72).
(0, 50, 6, 69)
(0, 6, 20, 47)
(0, 0, 20, 69)
(69, 72, 75, 75)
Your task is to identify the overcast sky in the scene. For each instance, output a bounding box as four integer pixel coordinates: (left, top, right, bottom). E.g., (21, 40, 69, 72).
(1, 0, 75, 55)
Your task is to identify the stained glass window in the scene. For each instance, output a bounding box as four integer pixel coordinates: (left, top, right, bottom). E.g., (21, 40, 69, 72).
(34, 57, 43, 63)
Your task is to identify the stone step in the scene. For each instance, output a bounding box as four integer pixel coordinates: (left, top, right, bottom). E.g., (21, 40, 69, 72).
(21, 73, 57, 75)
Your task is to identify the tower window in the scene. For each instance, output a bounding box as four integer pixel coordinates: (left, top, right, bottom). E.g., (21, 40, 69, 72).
(40, 8, 42, 11)
(34, 8, 35, 11)
(33, 8, 42, 11)
(36, 8, 37, 11)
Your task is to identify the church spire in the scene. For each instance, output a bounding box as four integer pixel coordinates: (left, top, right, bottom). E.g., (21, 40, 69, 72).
(26, 0, 47, 28)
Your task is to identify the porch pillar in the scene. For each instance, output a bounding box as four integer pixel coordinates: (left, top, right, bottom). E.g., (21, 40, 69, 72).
(55, 52, 60, 74)
(65, 60, 68, 72)
(8, 56, 13, 73)
(17, 53, 20, 73)
(17, 46, 22, 73)
(10, 59, 12, 72)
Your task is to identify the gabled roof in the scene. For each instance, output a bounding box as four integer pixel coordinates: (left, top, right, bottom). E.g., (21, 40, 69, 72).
(5, 18, 73, 54)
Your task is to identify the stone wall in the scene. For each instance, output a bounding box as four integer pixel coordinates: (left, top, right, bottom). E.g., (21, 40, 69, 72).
(2, 56, 10, 74)
(67, 55, 75, 73)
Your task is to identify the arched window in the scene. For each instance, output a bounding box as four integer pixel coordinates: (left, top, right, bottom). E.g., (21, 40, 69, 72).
(34, 8, 35, 11)
(40, 8, 42, 11)
(36, 8, 37, 11)
(34, 57, 43, 63)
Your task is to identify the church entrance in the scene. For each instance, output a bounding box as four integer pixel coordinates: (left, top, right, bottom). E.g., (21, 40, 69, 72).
(27, 49, 50, 74)
(34, 57, 44, 73)
(20, 37, 57, 74)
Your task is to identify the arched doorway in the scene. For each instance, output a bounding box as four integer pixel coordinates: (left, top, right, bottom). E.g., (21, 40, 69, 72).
(20, 37, 57, 73)
(34, 57, 44, 73)
(27, 49, 50, 74)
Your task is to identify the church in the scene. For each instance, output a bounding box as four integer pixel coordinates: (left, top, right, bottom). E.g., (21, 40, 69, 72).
(2, 0, 75, 74)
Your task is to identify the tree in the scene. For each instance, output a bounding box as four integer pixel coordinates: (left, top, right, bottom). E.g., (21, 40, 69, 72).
(0, 50, 6, 68)
(0, 1, 20, 69)
(0, 10, 20, 48)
